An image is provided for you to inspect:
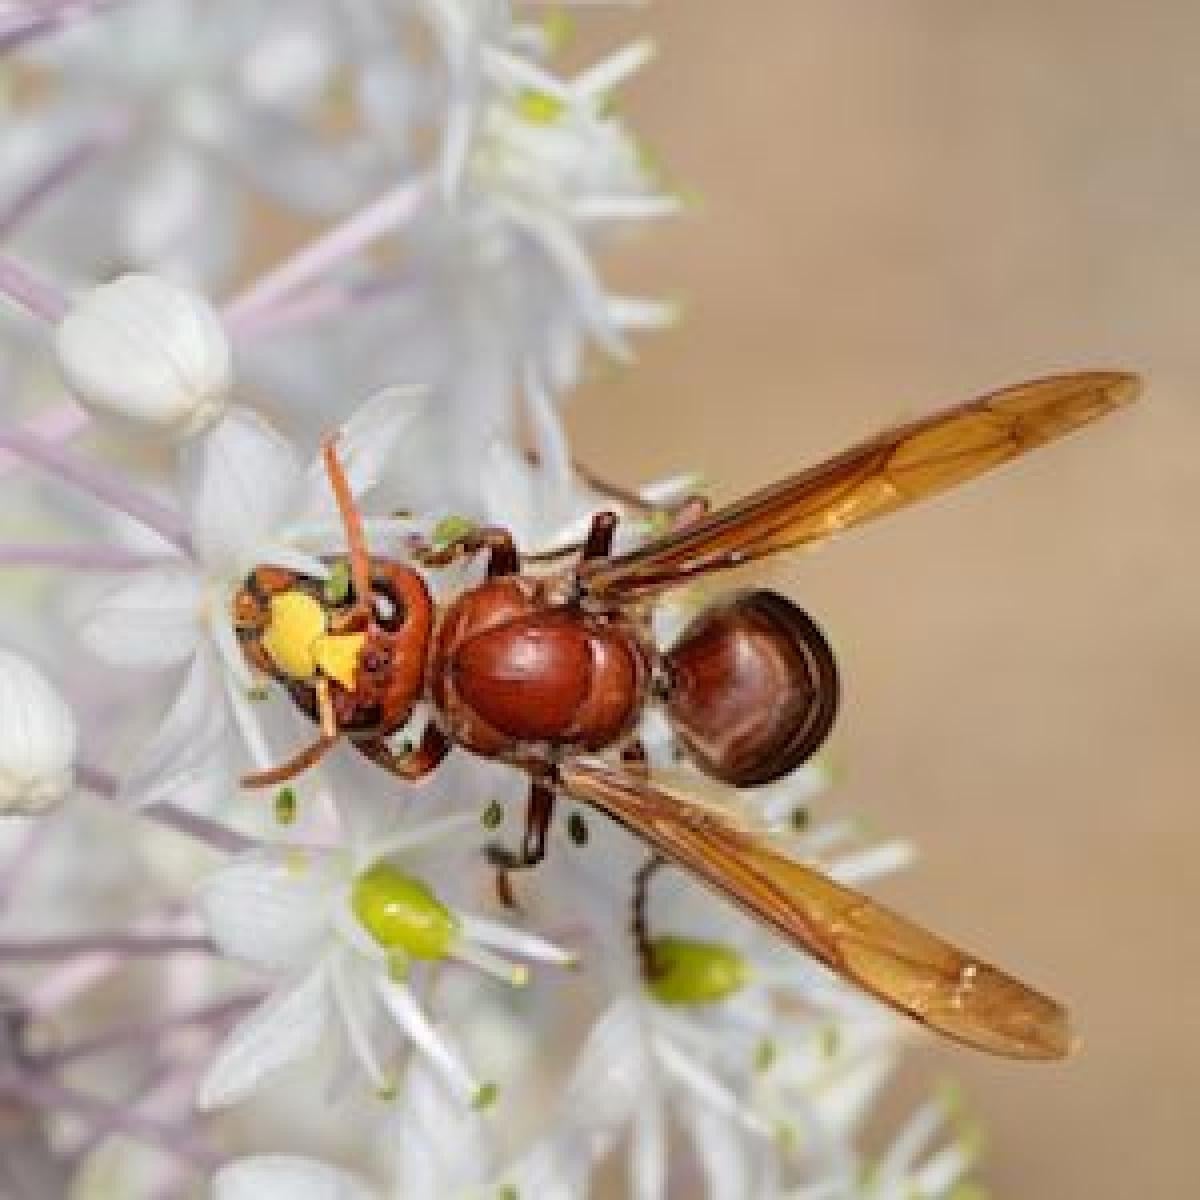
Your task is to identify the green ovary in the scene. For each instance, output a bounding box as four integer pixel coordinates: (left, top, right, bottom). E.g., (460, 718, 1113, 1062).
(646, 936, 750, 1006)
(352, 863, 461, 960)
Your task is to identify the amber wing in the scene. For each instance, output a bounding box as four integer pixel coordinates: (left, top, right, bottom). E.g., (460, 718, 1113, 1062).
(578, 370, 1139, 600)
(560, 758, 1072, 1059)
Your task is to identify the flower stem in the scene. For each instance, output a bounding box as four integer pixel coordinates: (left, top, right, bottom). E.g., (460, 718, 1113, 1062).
(0, 813, 59, 909)
(27, 901, 193, 1017)
(0, 255, 68, 324)
(0, 115, 132, 240)
(0, 933, 216, 963)
(0, 1, 126, 54)
(77, 764, 255, 854)
(0, 426, 192, 555)
(4, 1071, 223, 1172)
(0, 544, 177, 571)
(224, 176, 427, 331)
(40, 991, 261, 1070)
(0, 403, 90, 476)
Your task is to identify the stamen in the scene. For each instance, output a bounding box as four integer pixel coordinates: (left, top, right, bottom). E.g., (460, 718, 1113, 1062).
(458, 915, 577, 967)
(449, 941, 529, 988)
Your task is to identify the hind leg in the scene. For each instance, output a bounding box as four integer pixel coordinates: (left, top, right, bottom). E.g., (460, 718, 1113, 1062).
(631, 854, 666, 981)
(488, 778, 555, 908)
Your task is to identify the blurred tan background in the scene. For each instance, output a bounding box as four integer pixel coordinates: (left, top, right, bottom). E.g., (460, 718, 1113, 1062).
(564, 4, 1199, 1197)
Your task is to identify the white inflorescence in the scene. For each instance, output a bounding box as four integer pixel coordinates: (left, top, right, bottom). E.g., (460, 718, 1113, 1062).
(55, 273, 232, 439)
(0, 4, 976, 1199)
(0, 649, 78, 814)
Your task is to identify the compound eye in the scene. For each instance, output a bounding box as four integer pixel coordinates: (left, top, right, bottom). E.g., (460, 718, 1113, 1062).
(232, 587, 265, 629)
(371, 584, 407, 632)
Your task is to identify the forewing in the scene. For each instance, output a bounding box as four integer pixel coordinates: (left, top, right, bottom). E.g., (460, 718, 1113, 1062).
(560, 759, 1072, 1060)
(578, 371, 1139, 600)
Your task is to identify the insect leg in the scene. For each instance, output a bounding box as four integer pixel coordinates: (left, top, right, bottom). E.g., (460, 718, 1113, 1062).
(521, 779, 555, 865)
(415, 527, 518, 577)
(241, 735, 339, 789)
(481, 529, 519, 578)
(620, 738, 649, 778)
(631, 854, 666, 980)
(486, 777, 555, 908)
(316, 677, 337, 740)
(352, 724, 450, 780)
(581, 511, 618, 561)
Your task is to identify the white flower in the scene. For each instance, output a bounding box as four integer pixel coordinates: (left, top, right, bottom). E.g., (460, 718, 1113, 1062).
(0, 649, 77, 814)
(463, 37, 678, 356)
(552, 786, 918, 1199)
(70, 384, 430, 817)
(785, 1087, 982, 1200)
(4, 1, 411, 288)
(241, 24, 676, 515)
(212, 986, 644, 1200)
(213, 1154, 376, 1200)
(196, 798, 573, 1110)
(55, 273, 231, 439)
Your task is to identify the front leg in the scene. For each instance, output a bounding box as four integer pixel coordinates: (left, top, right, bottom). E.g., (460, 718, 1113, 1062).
(581, 510, 618, 561)
(417, 527, 519, 578)
(353, 723, 450, 780)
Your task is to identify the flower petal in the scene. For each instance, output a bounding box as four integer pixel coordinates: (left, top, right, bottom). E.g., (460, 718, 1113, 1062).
(76, 565, 201, 668)
(198, 848, 335, 970)
(677, 1092, 755, 1200)
(560, 998, 645, 1155)
(376, 978, 476, 1101)
(390, 1058, 491, 1199)
(196, 964, 330, 1110)
(121, 650, 232, 812)
(213, 1155, 375, 1200)
(291, 385, 432, 529)
(177, 406, 303, 576)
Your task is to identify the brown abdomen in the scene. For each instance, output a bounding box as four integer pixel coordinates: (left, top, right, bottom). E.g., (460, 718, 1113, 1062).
(663, 590, 838, 787)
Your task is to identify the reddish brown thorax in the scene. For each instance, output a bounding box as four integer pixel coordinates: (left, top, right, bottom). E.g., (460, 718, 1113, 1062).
(430, 577, 650, 761)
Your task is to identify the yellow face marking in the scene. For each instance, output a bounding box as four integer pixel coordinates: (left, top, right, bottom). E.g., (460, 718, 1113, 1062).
(260, 589, 366, 689)
(312, 632, 367, 690)
(261, 592, 326, 679)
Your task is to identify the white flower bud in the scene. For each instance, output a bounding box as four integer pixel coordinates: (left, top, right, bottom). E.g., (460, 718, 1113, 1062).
(0, 651, 77, 815)
(55, 273, 232, 439)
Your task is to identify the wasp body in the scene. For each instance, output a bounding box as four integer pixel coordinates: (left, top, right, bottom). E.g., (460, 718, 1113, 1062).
(232, 371, 1141, 1061)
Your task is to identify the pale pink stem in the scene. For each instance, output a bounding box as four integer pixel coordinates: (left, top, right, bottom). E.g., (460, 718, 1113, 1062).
(0, 813, 59, 908)
(27, 901, 191, 1016)
(230, 273, 409, 341)
(0, 0, 128, 53)
(0, 114, 132, 239)
(223, 175, 427, 330)
(67, 1055, 177, 1164)
(77, 764, 255, 854)
(228, 282, 346, 340)
(0, 425, 192, 555)
(0, 255, 68, 324)
(0, 933, 215, 962)
(0, 403, 90, 475)
(0, 544, 176, 570)
(8, 1072, 222, 1172)
(42, 991, 259, 1069)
